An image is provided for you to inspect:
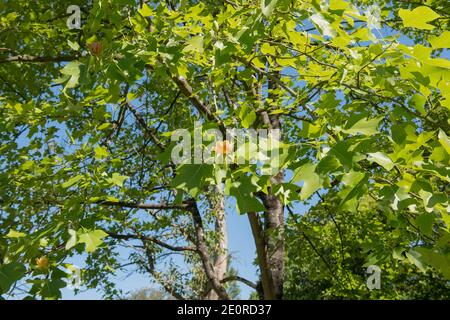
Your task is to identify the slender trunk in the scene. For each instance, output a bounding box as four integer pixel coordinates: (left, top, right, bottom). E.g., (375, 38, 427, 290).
(256, 75, 285, 299)
(248, 212, 275, 299)
(189, 199, 230, 300)
(244, 62, 286, 299)
(264, 69, 285, 300)
(206, 187, 228, 300)
(249, 183, 285, 300)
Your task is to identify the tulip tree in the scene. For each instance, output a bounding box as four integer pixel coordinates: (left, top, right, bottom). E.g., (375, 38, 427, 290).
(0, 0, 449, 299)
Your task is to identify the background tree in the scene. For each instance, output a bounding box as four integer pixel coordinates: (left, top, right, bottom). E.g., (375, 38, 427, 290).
(126, 287, 174, 300)
(285, 193, 450, 299)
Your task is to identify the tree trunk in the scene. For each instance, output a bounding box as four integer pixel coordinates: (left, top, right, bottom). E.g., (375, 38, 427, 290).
(249, 109, 285, 299)
(206, 186, 228, 300)
(261, 172, 284, 300)
(189, 199, 230, 300)
(247, 211, 275, 299)
(264, 71, 285, 300)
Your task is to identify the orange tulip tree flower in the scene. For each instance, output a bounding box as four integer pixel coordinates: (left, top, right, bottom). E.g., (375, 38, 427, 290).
(214, 140, 233, 155)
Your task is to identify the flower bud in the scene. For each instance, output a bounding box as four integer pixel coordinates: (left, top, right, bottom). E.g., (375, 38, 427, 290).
(36, 256, 49, 269)
(214, 140, 233, 155)
(88, 41, 102, 56)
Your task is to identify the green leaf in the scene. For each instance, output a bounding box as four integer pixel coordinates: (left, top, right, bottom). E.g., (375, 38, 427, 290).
(343, 117, 382, 136)
(429, 31, 450, 49)
(406, 249, 426, 272)
(391, 124, 407, 144)
(6, 229, 26, 238)
(316, 155, 341, 175)
(40, 278, 66, 300)
(415, 248, 450, 279)
(261, 0, 279, 18)
(183, 36, 204, 54)
(292, 162, 321, 200)
(415, 213, 435, 236)
(430, 146, 448, 163)
(214, 166, 227, 186)
(367, 152, 394, 171)
(261, 43, 276, 55)
(227, 175, 265, 213)
(329, 0, 349, 11)
(0, 263, 26, 294)
(59, 61, 82, 89)
(156, 142, 176, 166)
(94, 145, 108, 159)
(438, 130, 450, 155)
(130, 14, 148, 33)
(273, 183, 299, 204)
(20, 160, 34, 171)
(97, 123, 111, 131)
(67, 40, 80, 51)
(310, 13, 335, 37)
(171, 164, 214, 197)
(239, 104, 257, 129)
(78, 229, 108, 253)
(65, 229, 77, 250)
(138, 3, 153, 17)
(107, 173, 129, 187)
(409, 94, 426, 115)
(399, 6, 441, 30)
(61, 175, 83, 189)
(338, 172, 368, 212)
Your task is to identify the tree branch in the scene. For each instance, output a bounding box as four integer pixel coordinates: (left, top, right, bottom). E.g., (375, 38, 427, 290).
(98, 200, 190, 211)
(107, 232, 196, 252)
(169, 74, 227, 135)
(142, 245, 186, 300)
(221, 275, 257, 290)
(124, 101, 166, 150)
(0, 54, 79, 64)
